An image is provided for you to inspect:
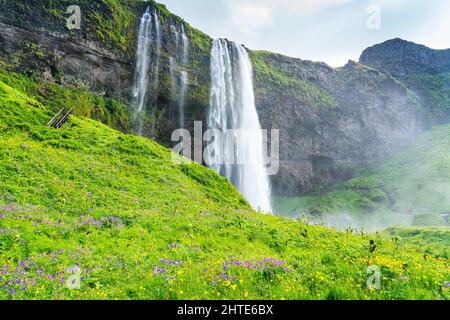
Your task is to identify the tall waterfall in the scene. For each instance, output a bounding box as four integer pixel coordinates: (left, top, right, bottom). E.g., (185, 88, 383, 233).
(179, 25, 189, 129)
(169, 23, 190, 129)
(152, 11, 162, 97)
(181, 25, 189, 66)
(207, 39, 272, 212)
(132, 8, 152, 135)
(131, 7, 162, 136)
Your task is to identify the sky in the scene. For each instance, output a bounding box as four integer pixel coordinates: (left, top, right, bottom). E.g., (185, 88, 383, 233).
(155, 0, 450, 67)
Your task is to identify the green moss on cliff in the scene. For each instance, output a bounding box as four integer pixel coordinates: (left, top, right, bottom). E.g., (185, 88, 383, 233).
(250, 51, 338, 108)
(405, 73, 450, 118)
(89, 0, 135, 52)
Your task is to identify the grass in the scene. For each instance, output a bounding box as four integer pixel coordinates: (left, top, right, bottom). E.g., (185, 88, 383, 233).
(89, 0, 136, 52)
(0, 67, 448, 300)
(383, 227, 449, 259)
(0, 65, 132, 133)
(250, 51, 338, 109)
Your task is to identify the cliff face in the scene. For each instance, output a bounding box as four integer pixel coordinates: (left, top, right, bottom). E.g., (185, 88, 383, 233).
(251, 52, 425, 195)
(0, 0, 135, 97)
(0, 1, 444, 196)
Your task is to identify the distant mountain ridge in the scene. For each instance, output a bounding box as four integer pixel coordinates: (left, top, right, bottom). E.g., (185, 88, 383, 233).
(360, 38, 450, 75)
(360, 38, 450, 124)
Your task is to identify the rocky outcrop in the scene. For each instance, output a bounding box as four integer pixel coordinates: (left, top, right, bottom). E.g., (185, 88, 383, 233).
(360, 38, 450, 124)
(0, 21, 132, 98)
(360, 38, 450, 76)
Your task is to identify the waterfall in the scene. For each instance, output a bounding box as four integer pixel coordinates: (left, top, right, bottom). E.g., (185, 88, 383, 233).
(132, 8, 152, 135)
(152, 11, 162, 101)
(169, 57, 177, 99)
(207, 39, 272, 212)
(178, 71, 188, 129)
(178, 25, 189, 129)
(169, 23, 190, 129)
(131, 8, 162, 136)
(170, 25, 179, 47)
(181, 25, 189, 66)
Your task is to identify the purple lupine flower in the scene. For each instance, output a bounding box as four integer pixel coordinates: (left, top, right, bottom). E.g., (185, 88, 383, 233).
(445, 282, 450, 287)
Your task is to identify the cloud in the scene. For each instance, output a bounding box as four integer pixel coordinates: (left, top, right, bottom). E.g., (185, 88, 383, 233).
(232, 2, 274, 34)
(416, 1, 450, 49)
(272, 0, 352, 10)
(229, 0, 352, 34)
(158, 0, 450, 68)
(233, 0, 353, 12)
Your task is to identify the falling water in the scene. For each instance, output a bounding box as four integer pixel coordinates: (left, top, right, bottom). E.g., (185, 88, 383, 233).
(169, 57, 177, 98)
(170, 25, 179, 47)
(132, 8, 163, 136)
(178, 25, 189, 129)
(178, 71, 188, 128)
(132, 7, 152, 135)
(207, 39, 272, 212)
(152, 11, 162, 100)
(181, 25, 189, 66)
(169, 23, 190, 129)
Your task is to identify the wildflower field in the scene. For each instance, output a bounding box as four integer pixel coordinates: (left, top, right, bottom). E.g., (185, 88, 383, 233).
(0, 66, 449, 300)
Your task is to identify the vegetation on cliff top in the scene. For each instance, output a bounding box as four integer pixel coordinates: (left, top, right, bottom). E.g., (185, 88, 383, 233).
(250, 51, 338, 109)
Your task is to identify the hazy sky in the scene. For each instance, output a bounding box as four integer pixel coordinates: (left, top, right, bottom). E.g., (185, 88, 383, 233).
(156, 0, 450, 67)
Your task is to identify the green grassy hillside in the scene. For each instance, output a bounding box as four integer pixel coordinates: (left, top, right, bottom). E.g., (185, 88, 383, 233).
(383, 227, 449, 258)
(274, 125, 450, 229)
(0, 69, 448, 300)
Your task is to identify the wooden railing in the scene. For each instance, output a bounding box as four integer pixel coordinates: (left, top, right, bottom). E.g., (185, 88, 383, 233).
(47, 108, 73, 129)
